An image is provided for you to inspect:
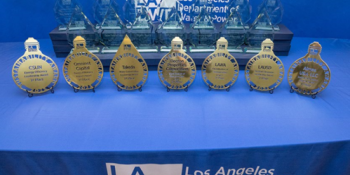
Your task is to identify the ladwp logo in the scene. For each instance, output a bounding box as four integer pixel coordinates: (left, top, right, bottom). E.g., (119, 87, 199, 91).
(106, 163, 183, 175)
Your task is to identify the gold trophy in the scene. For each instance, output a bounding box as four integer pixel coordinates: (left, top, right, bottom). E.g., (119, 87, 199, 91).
(110, 35, 148, 92)
(158, 37, 196, 92)
(63, 36, 104, 92)
(201, 37, 239, 91)
(12, 38, 59, 97)
(288, 42, 331, 99)
(245, 39, 284, 94)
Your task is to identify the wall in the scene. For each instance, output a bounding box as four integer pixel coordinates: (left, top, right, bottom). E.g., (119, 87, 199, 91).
(0, 0, 348, 42)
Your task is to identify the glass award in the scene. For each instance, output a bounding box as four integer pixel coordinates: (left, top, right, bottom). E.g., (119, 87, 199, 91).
(158, 7, 186, 52)
(158, 37, 196, 92)
(63, 36, 104, 92)
(129, 5, 158, 52)
(221, 0, 251, 52)
(190, 0, 216, 52)
(245, 39, 284, 93)
(66, 5, 100, 53)
(202, 37, 239, 91)
(246, 0, 283, 53)
(123, 0, 137, 28)
(288, 42, 331, 98)
(12, 38, 59, 97)
(54, 0, 81, 31)
(110, 35, 148, 91)
(93, 0, 122, 29)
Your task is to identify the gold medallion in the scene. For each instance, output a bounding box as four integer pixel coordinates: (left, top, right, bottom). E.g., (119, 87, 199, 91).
(110, 35, 148, 91)
(245, 39, 284, 93)
(158, 37, 196, 91)
(202, 37, 239, 91)
(288, 42, 331, 97)
(63, 36, 103, 91)
(12, 38, 59, 96)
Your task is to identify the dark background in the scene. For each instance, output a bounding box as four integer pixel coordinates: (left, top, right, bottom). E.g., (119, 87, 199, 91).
(0, 0, 349, 42)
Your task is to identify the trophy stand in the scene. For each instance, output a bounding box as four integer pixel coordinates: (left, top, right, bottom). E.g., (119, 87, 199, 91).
(208, 86, 231, 92)
(73, 87, 96, 93)
(249, 85, 274, 94)
(117, 85, 143, 92)
(167, 86, 189, 92)
(289, 87, 318, 99)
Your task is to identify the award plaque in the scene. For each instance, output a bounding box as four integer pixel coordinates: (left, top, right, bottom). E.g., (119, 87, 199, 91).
(202, 37, 239, 91)
(245, 39, 284, 93)
(158, 37, 196, 92)
(288, 42, 331, 99)
(54, 0, 81, 31)
(110, 35, 148, 91)
(63, 36, 104, 92)
(12, 38, 59, 97)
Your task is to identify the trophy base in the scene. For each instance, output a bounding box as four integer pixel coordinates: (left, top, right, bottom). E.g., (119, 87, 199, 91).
(245, 48, 261, 54)
(162, 26, 184, 30)
(132, 26, 151, 30)
(189, 46, 215, 53)
(227, 47, 243, 53)
(226, 25, 249, 30)
(160, 46, 187, 53)
(255, 25, 280, 31)
(96, 25, 122, 30)
(70, 47, 100, 54)
(135, 46, 159, 53)
(101, 47, 120, 54)
(194, 26, 215, 30)
(64, 26, 87, 31)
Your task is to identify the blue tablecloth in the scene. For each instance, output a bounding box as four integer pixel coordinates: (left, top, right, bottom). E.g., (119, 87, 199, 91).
(0, 37, 350, 175)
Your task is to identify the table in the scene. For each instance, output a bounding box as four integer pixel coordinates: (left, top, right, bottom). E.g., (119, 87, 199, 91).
(0, 37, 349, 175)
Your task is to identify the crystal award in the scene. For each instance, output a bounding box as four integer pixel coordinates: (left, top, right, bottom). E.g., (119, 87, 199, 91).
(123, 0, 137, 28)
(245, 39, 284, 93)
(158, 37, 196, 92)
(93, 0, 122, 29)
(190, 0, 216, 52)
(54, 0, 81, 31)
(94, 0, 127, 53)
(201, 37, 239, 91)
(129, 5, 158, 52)
(157, 7, 186, 52)
(66, 5, 100, 53)
(63, 36, 104, 92)
(246, 0, 283, 53)
(12, 38, 59, 96)
(288, 42, 331, 98)
(110, 35, 148, 91)
(221, 0, 251, 52)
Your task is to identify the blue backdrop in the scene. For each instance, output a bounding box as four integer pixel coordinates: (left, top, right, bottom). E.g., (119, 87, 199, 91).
(0, 0, 349, 42)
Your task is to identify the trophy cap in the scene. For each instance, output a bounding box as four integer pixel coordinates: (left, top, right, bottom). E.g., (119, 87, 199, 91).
(73, 36, 86, 48)
(261, 38, 274, 52)
(308, 42, 322, 55)
(25, 37, 40, 52)
(217, 37, 228, 50)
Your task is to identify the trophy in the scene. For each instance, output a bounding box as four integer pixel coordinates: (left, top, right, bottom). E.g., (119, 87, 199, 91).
(190, 0, 216, 52)
(246, 0, 284, 53)
(54, 0, 81, 31)
(129, 1, 158, 52)
(202, 37, 239, 91)
(94, 0, 127, 53)
(245, 39, 284, 93)
(158, 37, 196, 92)
(220, 0, 251, 52)
(110, 35, 148, 91)
(12, 38, 59, 97)
(157, 6, 186, 52)
(288, 42, 331, 99)
(63, 36, 104, 92)
(123, 0, 137, 29)
(64, 1, 100, 53)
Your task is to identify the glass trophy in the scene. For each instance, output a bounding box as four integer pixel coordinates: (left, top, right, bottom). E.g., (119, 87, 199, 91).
(190, 0, 216, 52)
(245, 39, 284, 93)
(201, 37, 239, 91)
(94, 0, 127, 53)
(157, 7, 186, 52)
(66, 5, 100, 53)
(220, 0, 251, 52)
(158, 37, 196, 92)
(246, 0, 284, 53)
(12, 38, 59, 97)
(123, 0, 137, 28)
(129, 5, 158, 52)
(54, 0, 81, 31)
(110, 35, 148, 91)
(288, 42, 331, 99)
(63, 36, 104, 92)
